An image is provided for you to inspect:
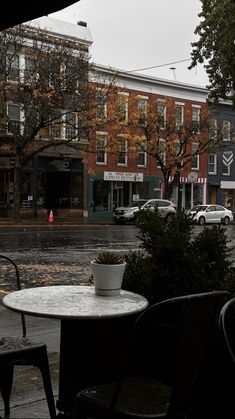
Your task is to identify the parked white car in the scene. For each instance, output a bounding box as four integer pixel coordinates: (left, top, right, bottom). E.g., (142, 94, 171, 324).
(189, 204, 233, 226)
(113, 199, 176, 224)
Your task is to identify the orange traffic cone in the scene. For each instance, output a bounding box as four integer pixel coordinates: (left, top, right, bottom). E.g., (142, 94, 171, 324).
(48, 209, 54, 223)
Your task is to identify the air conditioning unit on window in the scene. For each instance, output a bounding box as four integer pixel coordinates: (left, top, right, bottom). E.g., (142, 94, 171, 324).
(114, 182, 123, 189)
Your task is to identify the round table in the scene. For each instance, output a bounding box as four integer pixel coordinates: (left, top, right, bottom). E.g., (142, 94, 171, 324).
(3, 285, 149, 418)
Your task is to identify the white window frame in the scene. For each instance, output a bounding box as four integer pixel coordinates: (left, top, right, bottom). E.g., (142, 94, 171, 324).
(192, 105, 201, 133)
(208, 153, 217, 175)
(96, 132, 107, 165)
(48, 111, 63, 139)
(6, 52, 21, 82)
(137, 96, 148, 126)
(117, 92, 129, 124)
(209, 118, 218, 142)
(7, 103, 23, 135)
(24, 55, 40, 85)
(157, 100, 166, 129)
(64, 111, 77, 140)
(137, 146, 147, 167)
(96, 88, 107, 121)
(222, 120, 231, 141)
(117, 137, 128, 166)
(175, 102, 184, 130)
(191, 142, 199, 170)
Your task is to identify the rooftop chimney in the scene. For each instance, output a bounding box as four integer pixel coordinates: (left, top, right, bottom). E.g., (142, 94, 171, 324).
(170, 67, 177, 81)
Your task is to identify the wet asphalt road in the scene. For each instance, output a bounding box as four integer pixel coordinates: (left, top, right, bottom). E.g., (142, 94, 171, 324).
(0, 224, 141, 290)
(1, 223, 235, 290)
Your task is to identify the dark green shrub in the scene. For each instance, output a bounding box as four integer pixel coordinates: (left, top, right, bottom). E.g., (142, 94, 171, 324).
(123, 209, 235, 304)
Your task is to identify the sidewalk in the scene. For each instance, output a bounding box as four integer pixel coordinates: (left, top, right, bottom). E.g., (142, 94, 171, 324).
(0, 353, 59, 418)
(0, 304, 60, 418)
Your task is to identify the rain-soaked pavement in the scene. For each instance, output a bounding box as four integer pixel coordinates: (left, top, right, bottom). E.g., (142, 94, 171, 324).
(0, 224, 141, 290)
(1, 222, 235, 417)
(0, 224, 142, 418)
(1, 223, 235, 290)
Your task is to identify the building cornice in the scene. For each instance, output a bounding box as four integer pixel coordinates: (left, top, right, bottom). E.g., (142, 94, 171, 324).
(94, 63, 209, 103)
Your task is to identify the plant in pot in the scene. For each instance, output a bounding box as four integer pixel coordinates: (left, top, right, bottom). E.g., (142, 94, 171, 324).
(90, 251, 126, 296)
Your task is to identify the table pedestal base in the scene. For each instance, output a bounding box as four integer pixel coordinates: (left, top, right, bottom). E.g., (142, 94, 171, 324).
(56, 315, 137, 417)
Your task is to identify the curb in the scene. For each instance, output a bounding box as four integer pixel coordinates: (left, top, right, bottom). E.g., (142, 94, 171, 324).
(0, 218, 115, 228)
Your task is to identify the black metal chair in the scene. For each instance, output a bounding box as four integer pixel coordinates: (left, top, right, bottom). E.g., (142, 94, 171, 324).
(219, 296, 235, 365)
(0, 254, 57, 419)
(72, 291, 230, 419)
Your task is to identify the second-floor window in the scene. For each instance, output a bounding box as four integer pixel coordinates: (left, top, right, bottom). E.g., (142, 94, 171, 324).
(191, 143, 199, 170)
(137, 96, 148, 126)
(208, 154, 217, 174)
(65, 112, 77, 140)
(137, 146, 147, 166)
(209, 118, 217, 142)
(48, 111, 62, 138)
(96, 88, 107, 120)
(156, 101, 166, 128)
(117, 93, 128, 124)
(175, 104, 184, 130)
(7, 103, 21, 135)
(24, 56, 39, 85)
(192, 105, 201, 133)
(96, 133, 107, 165)
(6, 52, 20, 82)
(222, 120, 231, 141)
(117, 137, 128, 165)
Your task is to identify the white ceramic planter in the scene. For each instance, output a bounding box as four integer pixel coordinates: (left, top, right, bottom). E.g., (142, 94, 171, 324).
(90, 260, 126, 296)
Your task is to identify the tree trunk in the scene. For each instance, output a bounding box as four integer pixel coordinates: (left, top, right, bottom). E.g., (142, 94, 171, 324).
(162, 176, 173, 200)
(12, 156, 22, 221)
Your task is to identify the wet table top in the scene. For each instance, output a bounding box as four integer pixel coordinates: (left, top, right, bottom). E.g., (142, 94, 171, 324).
(2, 285, 149, 320)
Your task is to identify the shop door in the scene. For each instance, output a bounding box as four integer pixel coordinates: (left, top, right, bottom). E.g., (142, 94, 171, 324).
(46, 172, 70, 210)
(113, 188, 123, 210)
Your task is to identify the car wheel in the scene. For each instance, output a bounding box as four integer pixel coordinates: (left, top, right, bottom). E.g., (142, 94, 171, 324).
(198, 216, 205, 226)
(223, 216, 230, 225)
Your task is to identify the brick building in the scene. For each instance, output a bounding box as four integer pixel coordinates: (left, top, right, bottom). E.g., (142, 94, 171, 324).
(0, 17, 212, 221)
(87, 65, 208, 221)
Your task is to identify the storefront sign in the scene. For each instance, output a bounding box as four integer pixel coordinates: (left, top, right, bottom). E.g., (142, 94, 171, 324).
(169, 175, 206, 184)
(221, 181, 235, 189)
(104, 171, 143, 182)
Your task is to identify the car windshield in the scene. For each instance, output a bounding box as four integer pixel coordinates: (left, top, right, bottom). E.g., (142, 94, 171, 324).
(192, 205, 208, 213)
(128, 200, 148, 208)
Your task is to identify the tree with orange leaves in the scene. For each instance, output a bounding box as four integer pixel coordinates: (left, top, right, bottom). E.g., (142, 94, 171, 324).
(0, 23, 114, 220)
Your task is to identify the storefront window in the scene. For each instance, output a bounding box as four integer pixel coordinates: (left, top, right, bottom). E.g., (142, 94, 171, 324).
(93, 180, 110, 212)
(70, 173, 83, 208)
(132, 182, 149, 199)
(222, 190, 234, 211)
(193, 184, 203, 206)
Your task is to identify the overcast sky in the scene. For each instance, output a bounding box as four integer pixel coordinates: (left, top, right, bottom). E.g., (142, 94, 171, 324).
(50, 0, 209, 87)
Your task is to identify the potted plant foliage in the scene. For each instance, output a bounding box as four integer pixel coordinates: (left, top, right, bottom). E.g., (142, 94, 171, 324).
(90, 251, 126, 296)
